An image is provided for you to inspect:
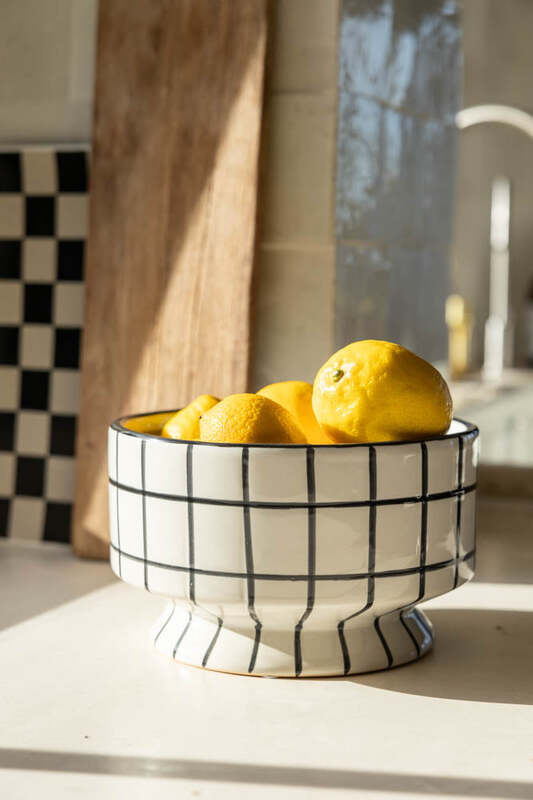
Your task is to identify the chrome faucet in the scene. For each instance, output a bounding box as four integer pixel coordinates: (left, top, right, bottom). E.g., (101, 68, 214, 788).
(456, 104, 533, 381)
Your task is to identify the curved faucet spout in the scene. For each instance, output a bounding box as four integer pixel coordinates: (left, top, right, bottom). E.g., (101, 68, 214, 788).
(456, 104, 533, 138)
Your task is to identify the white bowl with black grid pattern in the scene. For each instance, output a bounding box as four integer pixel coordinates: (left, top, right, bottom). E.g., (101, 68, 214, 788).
(108, 413, 478, 677)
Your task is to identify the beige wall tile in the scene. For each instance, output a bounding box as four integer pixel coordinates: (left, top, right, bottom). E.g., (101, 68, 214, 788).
(251, 0, 339, 387)
(267, 0, 340, 93)
(251, 247, 334, 390)
(0, 0, 96, 142)
(259, 92, 337, 246)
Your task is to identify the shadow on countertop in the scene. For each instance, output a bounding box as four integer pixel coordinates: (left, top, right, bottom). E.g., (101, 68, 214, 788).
(0, 747, 532, 797)
(348, 607, 533, 705)
(0, 540, 114, 632)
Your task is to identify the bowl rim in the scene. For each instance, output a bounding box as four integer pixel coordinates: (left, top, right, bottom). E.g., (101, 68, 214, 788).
(110, 411, 479, 449)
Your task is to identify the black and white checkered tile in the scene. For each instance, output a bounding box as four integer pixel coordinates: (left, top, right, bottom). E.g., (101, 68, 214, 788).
(0, 149, 88, 541)
(108, 416, 478, 676)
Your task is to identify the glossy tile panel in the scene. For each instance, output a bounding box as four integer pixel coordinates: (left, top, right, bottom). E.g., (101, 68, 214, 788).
(336, 241, 450, 359)
(340, 0, 461, 117)
(336, 93, 456, 245)
(335, 0, 461, 363)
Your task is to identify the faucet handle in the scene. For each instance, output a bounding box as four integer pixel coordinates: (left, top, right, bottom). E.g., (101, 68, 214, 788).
(446, 295, 474, 380)
(446, 294, 469, 328)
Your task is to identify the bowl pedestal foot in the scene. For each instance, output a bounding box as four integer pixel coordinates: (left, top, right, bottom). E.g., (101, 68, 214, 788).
(152, 602, 434, 678)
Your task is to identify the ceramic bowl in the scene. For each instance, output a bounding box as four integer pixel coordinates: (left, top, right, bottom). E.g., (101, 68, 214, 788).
(108, 412, 478, 677)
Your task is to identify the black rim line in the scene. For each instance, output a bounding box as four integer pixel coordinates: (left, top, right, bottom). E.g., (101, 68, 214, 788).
(111, 413, 478, 450)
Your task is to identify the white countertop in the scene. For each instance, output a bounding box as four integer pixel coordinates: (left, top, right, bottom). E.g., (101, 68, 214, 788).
(1, 497, 532, 799)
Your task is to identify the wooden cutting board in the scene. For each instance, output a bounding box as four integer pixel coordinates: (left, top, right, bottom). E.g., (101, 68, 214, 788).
(73, 0, 268, 558)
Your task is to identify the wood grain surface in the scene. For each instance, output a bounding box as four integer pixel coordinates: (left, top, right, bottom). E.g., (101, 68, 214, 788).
(73, 0, 268, 557)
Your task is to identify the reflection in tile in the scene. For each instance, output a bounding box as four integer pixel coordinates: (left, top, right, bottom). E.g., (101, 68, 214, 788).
(340, 0, 461, 118)
(336, 94, 455, 246)
(385, 246, 449, 356)
(335, 242, 390, 344)
(336, 241, 450, 361)
(335, 0, 460, 362)
(267, 0, 340, 93)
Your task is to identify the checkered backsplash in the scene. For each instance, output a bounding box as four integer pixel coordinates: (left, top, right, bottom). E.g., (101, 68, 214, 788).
(0, 148, 89, 542)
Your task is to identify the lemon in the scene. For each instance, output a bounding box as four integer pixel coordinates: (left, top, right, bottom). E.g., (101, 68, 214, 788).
(257, 381, 331, 444)
(199, 393, 307, 444)
(124, 412, 176, 435)
(162, 394, 220, 440)
(312, 340, 452, 443)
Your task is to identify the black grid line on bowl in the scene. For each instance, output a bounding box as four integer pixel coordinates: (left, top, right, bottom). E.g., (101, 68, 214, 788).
(242, 446, 262, 673)
(337, 444, 377, 674)
(0, 148, 88, 542)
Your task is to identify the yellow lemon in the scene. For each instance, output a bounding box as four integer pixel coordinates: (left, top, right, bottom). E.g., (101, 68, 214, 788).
(162, 394, 220, 440)
(312, 340, 452, 443)
(257, 381, 331, 444)
(124, 412, 175, 435)
(199, 393, 307, 444)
